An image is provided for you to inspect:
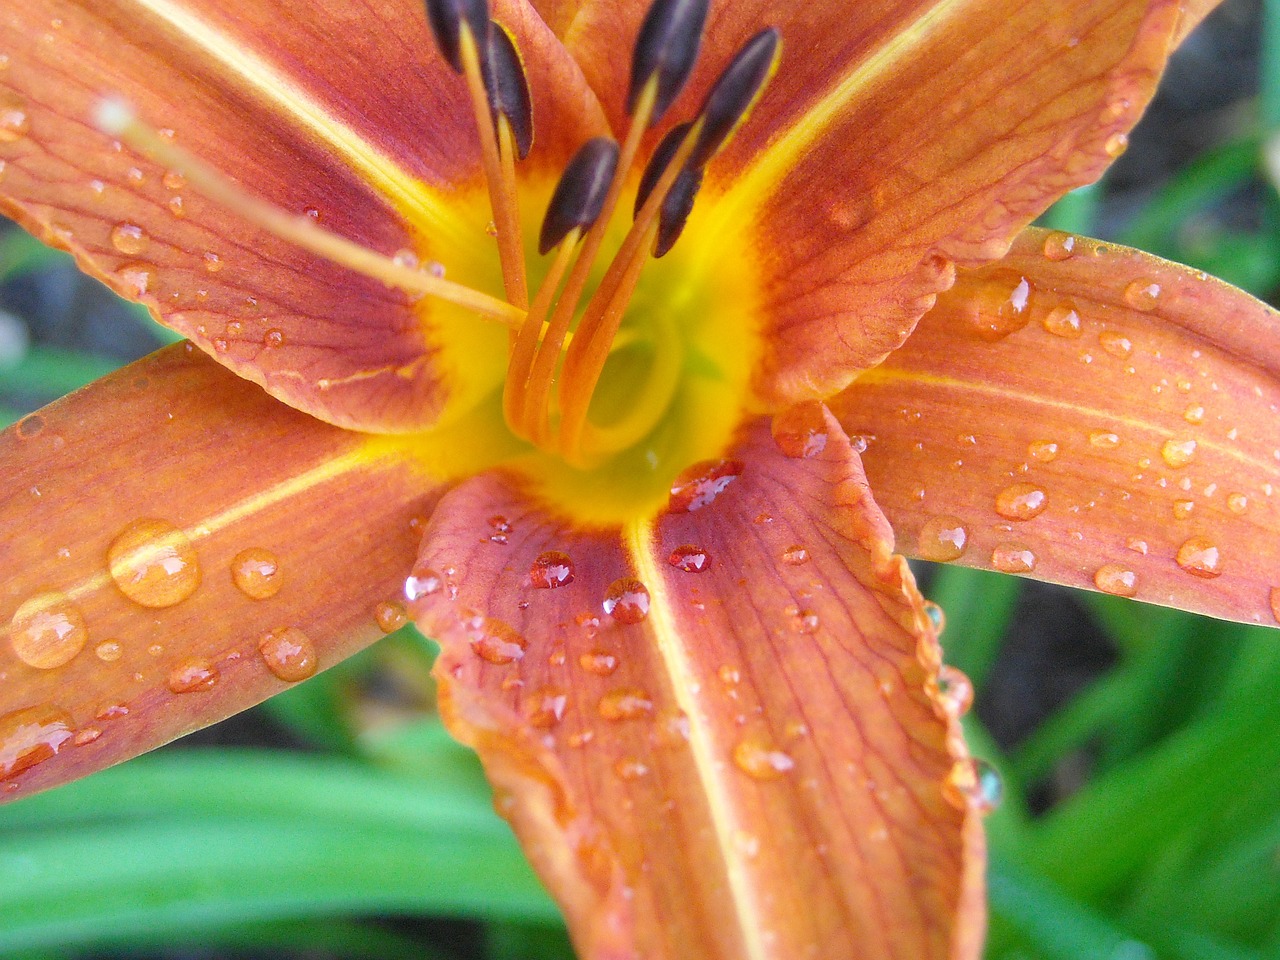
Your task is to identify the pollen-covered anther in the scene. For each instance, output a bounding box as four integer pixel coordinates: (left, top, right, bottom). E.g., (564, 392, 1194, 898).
(482, 21, 533, 161)
(688, 27, 782, 169)
(628, 0, 711, 125)
(634, 122, 703, 258)
(538, 138, 620, 256)
(422, 0, 490, 73)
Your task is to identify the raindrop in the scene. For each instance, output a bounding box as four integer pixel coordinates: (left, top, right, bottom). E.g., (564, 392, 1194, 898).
(73, 727, 102, 747)
(1028, 439, 1059, 463)
(960, 274, 1034, 340)
(598, 687, 655, 721)
(1123, 278, 1161, 311)
(994, 483, 1047, 521)
(935, 665, 974, 718)
(524, 687, 567, 728)
(1094, 564, 1138, 597)
(0, 705, 74, 780)
(115, 262, 157, 296)
(785, 605, 819, 634)
(923, 600, 945, 634)
(1183, 404, 1205, 425)
(374, 600, 408, 633)
(732, 734, 795, 780)
(230, 547, 282, 599)
(530, 550, 575, 589)
(781, 544, 809, 565)
(9, 592, 88, 669)
(391, 248, 419, 269)
(0, 94, 29, 142)
(110, 223, 148, 255)
(202, 252, 223, 273)
(1104, 132, 1129, 158)
(404, 566, 443, 601)
(95, 640, 123, 662)
(578, 650, 619, 676)
(943, 757, 1003, 814)
(107, 518, 201, 608)
(1175, 536, 1222, 579)
(1172, 499, 1194, 520)
(1041, 231, 1076, 261)
(1041, 305, 1082, 338)
(668, 544, 711, 573)
(462, 613, 527, 664)
(1161, 439, 1197, 468)
(262, 328, 286, 348)
(771, 401, 829, 458)
(258, 626, 317, 682)
(167, 658, 219, 693)
(167, 196, 185, 218)
(1227, 493, 1248, 515)
(991, 542, 1036, 573)
(603, 578, 651, 624)
(669, 458, 744, 511)
(916, 515, 968, 562)
(1099, 331, 1133, 358)
(1089, 431, 1120, 450)
(162, 169, 187, 190)
(613, 757, 650, 780)
(16, 414, 45, 439)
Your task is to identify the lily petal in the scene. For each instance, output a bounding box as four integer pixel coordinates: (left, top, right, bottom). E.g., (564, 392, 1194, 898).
(0, 344, 438, 801)
(0, 0, 605, 432)
(411, 410, 984, 959)
(831, 227, 1280, 626)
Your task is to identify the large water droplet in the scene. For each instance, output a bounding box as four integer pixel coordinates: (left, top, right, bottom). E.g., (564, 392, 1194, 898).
(230, 547, 282, 599)
(1041, 231, 1076, 261)
(1028, 439, 1059, 463)
(107, 518, 200, 608)
(1172, 499, 1195, 520)
(994, 483, 1047, 521)
(991, 542, 1036, 573)
(1122, 278, 1160, 310)
(1227, 493, 1248, 515)
(668, 459, 744, 511)
(1094, 564, 1138, 597)
(1089, 431, 1120, 450)
(167, 658, 218, 693)
(1042, 305, 1082, 338)
(530, 550, 575, 589)
(258, 626, 317, 682)
(961, 274, 1033, 341)
(1161, 439, 1197, 468)
(598, 687, 654, 721)
(9, 592, 88, 669)
(0, 705, 74, 780)
(95, 639, 123, 662)
(1099, 331, 1133, 359)
(923, 600, 946, 634)
(917, 515, 968, 562)
(110, 223, 148, 255)
(668, 544, 711, 573)
(1104, 132, 1129, 158)
(943, 757, 1002, 814)
(526, 687, 568, 728)
(771, 401, 829, 458)
(603, 578, 650, 624)
(1175, 536, 1222, 579)
(935, 665, 974, 718)
(374, 600, 408, 633)
(733, 734, 795, 780)
(579, 650, 619, 676)
(462, 612, 527, 664)
(404, 566, 443, 601)
(115, 262, 157, 296)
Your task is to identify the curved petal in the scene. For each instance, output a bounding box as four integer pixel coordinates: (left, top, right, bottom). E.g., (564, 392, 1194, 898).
(831, 227, 1280, 626)
(1173, 0, 1223, 47)
(411, 412, 984, 960)
(0, 344, 440, 801)
(0, 0, 606, 432)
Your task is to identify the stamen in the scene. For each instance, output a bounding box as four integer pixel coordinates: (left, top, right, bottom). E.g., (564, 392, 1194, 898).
(629, 0, 711, 124)
(484, 21, 534, 161)
(633, 122, 703, 258)
(422, 0, 490, 74)
(457, 21, 529, 310)
(687, 28, 781, 170)
(95, 99, 524, 326)
(537, 138, 621, 256)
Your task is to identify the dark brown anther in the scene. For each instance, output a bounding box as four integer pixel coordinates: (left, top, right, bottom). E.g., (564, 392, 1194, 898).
(653, 167, 703, 257)
(689, 28, 780, 169)
(634, 121, 693, 216)
(539, 138, 620, 254)
(423, 0, 490, 73)
(483, 21, 533, 159)
(628, 0, 710, 125)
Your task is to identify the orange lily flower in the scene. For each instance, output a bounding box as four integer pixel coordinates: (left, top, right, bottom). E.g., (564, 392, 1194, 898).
(0, 0, 1258, 956)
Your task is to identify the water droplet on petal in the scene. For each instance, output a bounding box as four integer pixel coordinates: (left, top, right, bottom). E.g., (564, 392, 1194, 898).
(530, 550, 575, 589)
(1042, 231, 1076, 261)
(1104, 132, 1129, 158)
(1176, 536, 1222, 579)
(1161, 439, 1197, 468)
(733, 734, 795, 780)
(614, 757, 650, 780)
(10, 592, 88, 669)
(115, 262, 157, 296)
(579, 650, 619, 676)
(1089, 431, 1120, 450)
(1172, 499, 1195, 520)
(923, 600, 945, 634)
(462, 612, 527, 664)
(935, 665, 974, 718)
(1094, 563, 1138, 597)
(230, 547, 282, 599)
(669, 459, 743, 511)
(16, 414, 45, 439)
(598, 688, 654, 721)
(917, 515, 968, 562)
(771, 401, 829, 458)
(1029, 439, 1059, 463)
(110, 222, 148, 254)
(107, 519, 200, 608)
(1042, 305, 1082, 338)
(95, 640, 123, 662)
(1227, 493, 1248, 515)
(785, 605, 820, 634)
(404, 566, 443, 601)
(0, 705, 74, 780)
(668, 544, 711, 573)
(1123, 278, 1161, 310)
(960, 273, 1035, 340)
(263, 328, 286, 348)
(374, 600, 408, 633)
(779, 544, 810, 566)
(994, 483, 1047, 521)
(258, 626, 317, 682)
(603, 578, 650, 624)
(527, 687, 568, 728)
(943, 757, 1003, 814)
(991, 542, 1036, 573)
(167, 658, 218, 693)
(0, 94, 29, 142)
(1099, 330, 1133, 359)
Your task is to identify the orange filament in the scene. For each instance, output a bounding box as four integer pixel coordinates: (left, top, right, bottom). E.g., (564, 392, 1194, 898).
(99, 101, 524, 327)
(459, 26, 529, 311)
